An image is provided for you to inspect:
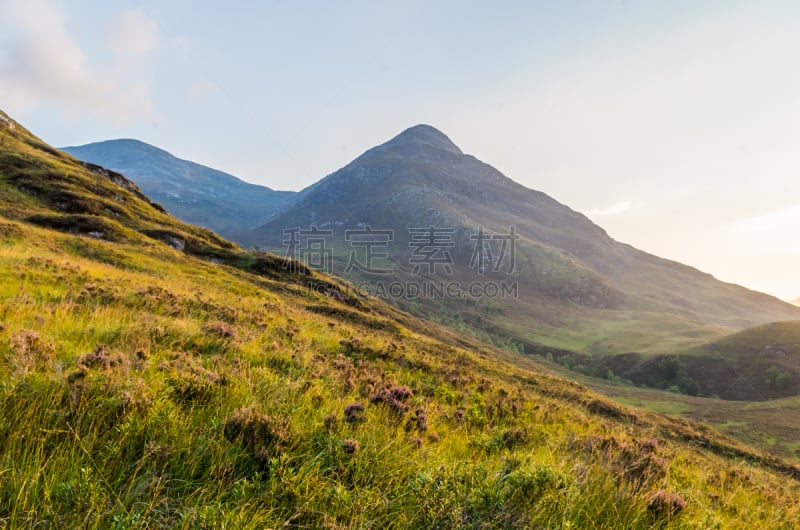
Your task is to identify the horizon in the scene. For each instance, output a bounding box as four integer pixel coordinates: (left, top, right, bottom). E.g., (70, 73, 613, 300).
(2, 0, 799, 301)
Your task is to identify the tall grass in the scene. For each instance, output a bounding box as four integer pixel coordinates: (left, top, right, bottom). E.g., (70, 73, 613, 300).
(0, 226, 797, 528)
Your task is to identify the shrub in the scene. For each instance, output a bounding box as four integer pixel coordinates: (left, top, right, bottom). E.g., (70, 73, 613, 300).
(223, 407, 292, 466)
(764, 366, 791, 391)
(206, 321, 238, 340)
(576, 435, 667, 494)
(161, 352, 226, 404)
(500, 427, 530, 449)
(340, 439, 359, 455)
(646, 356, 699, 396)
(647, 490, 686, 519)
(405, 408, 428, 432)
(8, 330, 56, 374)
(343, 403, 366, 424)
(25, 213, 126, 241)
(323, 413, 338, 433)
(504, 464, 561, 505)
(78, 344, 125, 370)
(370, 385, 413, 415)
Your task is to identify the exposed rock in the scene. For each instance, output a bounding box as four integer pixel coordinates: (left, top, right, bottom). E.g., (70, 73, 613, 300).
(165, 236, 186, 251)
(0, 114, 14, 130)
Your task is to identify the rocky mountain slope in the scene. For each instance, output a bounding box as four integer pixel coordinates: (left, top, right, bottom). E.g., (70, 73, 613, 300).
(246, 125, 800, 360)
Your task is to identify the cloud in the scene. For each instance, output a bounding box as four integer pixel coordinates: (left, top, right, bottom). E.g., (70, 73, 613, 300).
(585, 201, 646, 216)
(0, 0, 154, 121)
(0, 0, 107, 109)
(109, 9, 159, 57)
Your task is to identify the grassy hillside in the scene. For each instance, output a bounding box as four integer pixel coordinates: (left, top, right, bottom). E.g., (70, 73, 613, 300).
(1, 111, 799, 528)
(597, 382, 800, 464)
(681, 321, 800, 399)
(452, 331, 800, 464)
(590, 321, 800, 400)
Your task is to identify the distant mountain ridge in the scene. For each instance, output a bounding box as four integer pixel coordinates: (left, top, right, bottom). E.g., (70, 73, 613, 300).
(61, 139, 296, 238)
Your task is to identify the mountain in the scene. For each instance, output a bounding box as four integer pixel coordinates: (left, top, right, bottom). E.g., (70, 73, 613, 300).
(61, 139, 296, 239)
(3, 109, 800, 528)
(246, 125, 800, 363)
(593, 320, 800, 400)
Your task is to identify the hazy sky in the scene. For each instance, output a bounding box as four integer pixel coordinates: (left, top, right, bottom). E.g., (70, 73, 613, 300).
(2, 0, 799, 301)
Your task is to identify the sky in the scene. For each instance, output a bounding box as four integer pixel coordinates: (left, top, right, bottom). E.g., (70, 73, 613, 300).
(1, 0, 799, 301)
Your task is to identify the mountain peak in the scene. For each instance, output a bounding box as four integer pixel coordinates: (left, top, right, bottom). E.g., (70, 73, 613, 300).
(63, 138, 173, 158)
(382, 124, 463, 155)
(61, 138, 295, 237)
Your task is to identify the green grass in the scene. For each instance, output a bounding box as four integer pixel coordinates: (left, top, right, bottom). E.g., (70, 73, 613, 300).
(609, 397, 694, 415)
(0, 110, 799, 528)
(573, 371, 800, 463)
(1, 223, 799, 528)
